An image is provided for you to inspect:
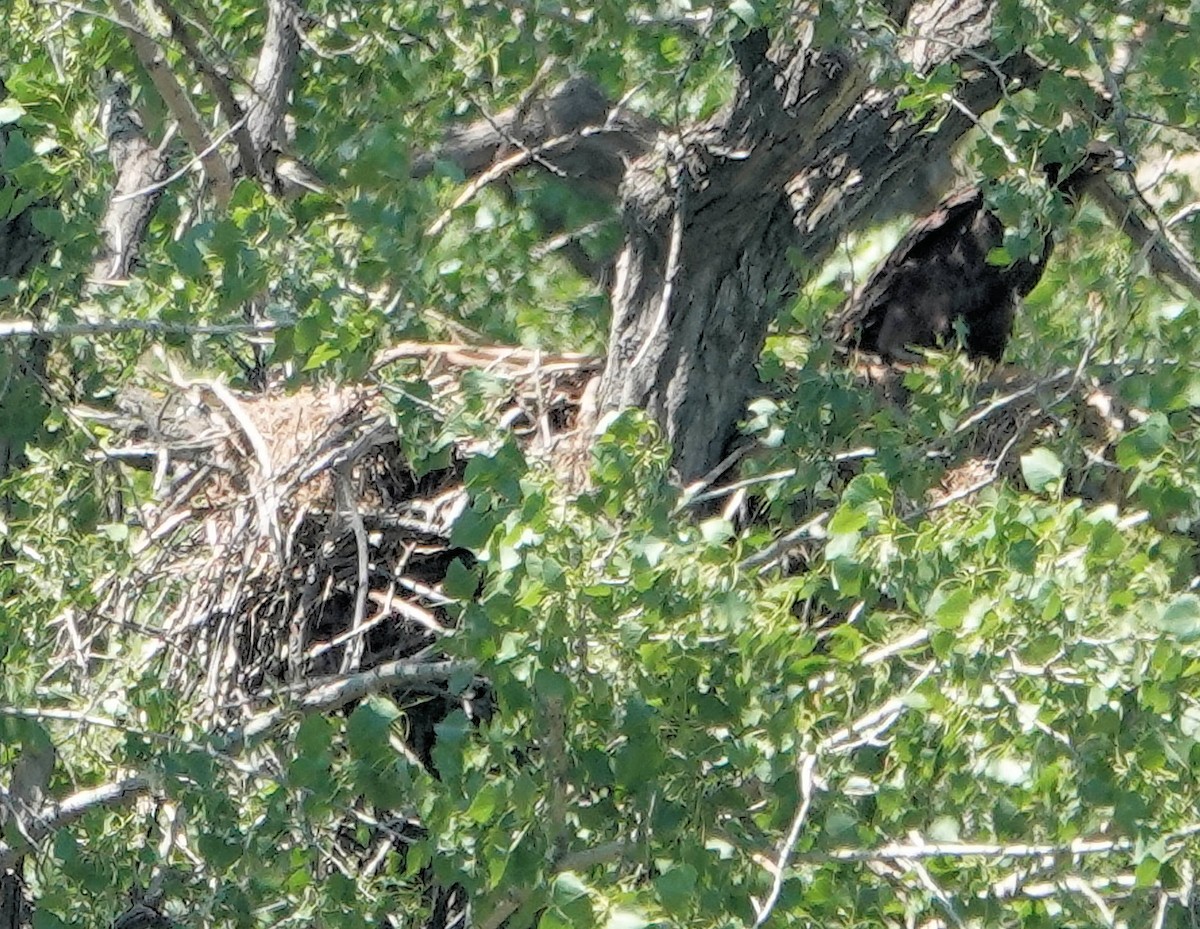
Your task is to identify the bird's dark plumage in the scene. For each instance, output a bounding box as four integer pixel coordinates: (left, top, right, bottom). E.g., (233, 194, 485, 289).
(834, 142, 1127, 362)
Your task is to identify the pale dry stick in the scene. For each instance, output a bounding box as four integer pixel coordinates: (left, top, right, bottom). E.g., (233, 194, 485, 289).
(990, 871, 1137, 900)
(801, 828, 1197, 863)
(752, 755, 817, 928)
(863, 628, 931, 665)
(994, 680, 1073, 749)
(393, 575, 459, 607)
(425, 125, 614, 238)
(108, 0, 233, 203)
(911, 471, 1000, 519)
(690, 446, 880, 509)
(1068, 875, 1117, 928)
(676, 444, 756, 511)
(741, 512, 829, 573)
(1151, 887, 1169, 929)
(470, 57, 567, 180)
(0, 317, 278, 339)
(199, 378, 290, 562)
(942, 92, 1020, 168)
(1053, 509, 1149, 570)
(752, 665, 937, 922)
(334, 465, 370, 674)
(305, 588, 450, 662)
(895, 852, 967, 929)
(952, 368, 1073, 436)
(373, 340, 598, 373)
(111, 115, 248, 204)
(629, 147, 687, 375)
(530, 219, 609, 260)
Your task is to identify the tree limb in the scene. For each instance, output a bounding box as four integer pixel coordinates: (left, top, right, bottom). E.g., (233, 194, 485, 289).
(108, 0, 233, 204)
(0, 776, 152, 872)
(148, 0, 259, 177)
(92, 79, 172, 282)
(1085, 176, 1200, 303)
(246, 0, 301, 152)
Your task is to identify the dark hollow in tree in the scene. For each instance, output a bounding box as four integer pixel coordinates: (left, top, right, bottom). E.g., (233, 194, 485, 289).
(833, 141, 1128, 362)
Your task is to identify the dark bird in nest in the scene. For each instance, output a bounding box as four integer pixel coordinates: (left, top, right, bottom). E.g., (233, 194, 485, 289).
(832, 141, 1132, 363)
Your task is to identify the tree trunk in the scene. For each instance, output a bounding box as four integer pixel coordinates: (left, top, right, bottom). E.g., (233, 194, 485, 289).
(597, 0, 1040, 480)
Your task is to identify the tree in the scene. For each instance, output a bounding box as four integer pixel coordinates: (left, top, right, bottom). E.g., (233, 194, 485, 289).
(5, 1, 1200, 928)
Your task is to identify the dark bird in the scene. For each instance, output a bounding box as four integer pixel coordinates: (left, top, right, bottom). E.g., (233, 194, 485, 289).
(833, 141, 1130, 362)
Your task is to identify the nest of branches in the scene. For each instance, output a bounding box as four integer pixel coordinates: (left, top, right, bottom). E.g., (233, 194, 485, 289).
(930, 364, 1143, 506)
(66, 336, 1143, 745)
(73, 344, 599, 739)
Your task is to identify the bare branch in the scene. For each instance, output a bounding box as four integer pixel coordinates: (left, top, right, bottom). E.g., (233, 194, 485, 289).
(148, 0, 259, 176)
(753, 755, 817, 928)
(0, 318, 278, 339)
(1086, 176, 1200, 304)
(0, 776, 152, 872)
(226, 658, 474, 749)
(108, 0, 233, 203)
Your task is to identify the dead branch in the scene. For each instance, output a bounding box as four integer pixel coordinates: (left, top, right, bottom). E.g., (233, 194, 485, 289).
(1086, 176, 1200, 303)
(108, 0, 233, 204)
(148, 0, 259, 177)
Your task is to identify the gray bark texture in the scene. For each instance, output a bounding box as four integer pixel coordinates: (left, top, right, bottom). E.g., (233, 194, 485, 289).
(596, 0, 1041, 480)
(92, 81, 171, 283)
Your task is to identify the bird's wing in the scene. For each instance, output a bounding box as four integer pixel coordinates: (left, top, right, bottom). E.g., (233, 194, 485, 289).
(828, 185, 985, 347)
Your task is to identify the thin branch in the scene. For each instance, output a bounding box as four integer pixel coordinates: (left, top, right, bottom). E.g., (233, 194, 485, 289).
(0, 776, 152, 871)
(424, 124, 615, 238)
(752, 755, 816, 928)
(108, 0, 233, 203)
(801, 822, 1200, 864)
(111, 115, 248, 204)
(1086, 176, 1200, 303)
(0, 317, 278, 338)
(226, 658, 474, 748)
(740, 513, 830, 573)
(148, 0, 259, 175)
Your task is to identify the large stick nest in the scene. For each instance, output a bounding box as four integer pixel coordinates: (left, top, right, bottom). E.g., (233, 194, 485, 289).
(70, 341, 1142, 738)
(75, 344, 599, 738)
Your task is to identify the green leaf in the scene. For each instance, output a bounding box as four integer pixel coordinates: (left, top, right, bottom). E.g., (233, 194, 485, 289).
(551, 871, 589, 907)
(1135, 855, 1161, 887)
(1157, 595, 1200, 642)
(653, 864, 697, 913)
(443, 558, 480, 598)
(302, 341, 341, 370)
(929, 586, 972, 630)
(1020, 447, 1063, 493)
(729, 0, 760, 27)
(604, 911, 649, 929)
(346, 695, 401, 758)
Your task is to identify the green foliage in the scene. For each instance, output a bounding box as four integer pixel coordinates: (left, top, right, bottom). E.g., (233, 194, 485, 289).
(5, 0, 1200, 927)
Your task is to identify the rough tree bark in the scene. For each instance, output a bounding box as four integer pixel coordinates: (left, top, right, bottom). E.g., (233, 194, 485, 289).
(596, 0, 1044, 481)
(91, 80, 171, 283)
